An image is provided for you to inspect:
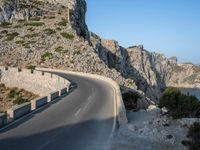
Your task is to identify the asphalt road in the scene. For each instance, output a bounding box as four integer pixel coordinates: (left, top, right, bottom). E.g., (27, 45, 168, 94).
(0, 73, 115, 150)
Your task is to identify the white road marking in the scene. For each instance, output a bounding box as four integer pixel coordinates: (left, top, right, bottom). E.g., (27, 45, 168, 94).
(74, 108, 82, 116)
(83, 100, 92, 110)
(36, 141, 50, 150)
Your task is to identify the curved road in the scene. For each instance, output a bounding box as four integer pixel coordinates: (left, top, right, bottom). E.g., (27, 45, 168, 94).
(0, 73, 115, 150)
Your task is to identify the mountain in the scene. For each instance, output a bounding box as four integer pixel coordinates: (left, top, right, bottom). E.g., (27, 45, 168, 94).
(0, 0, 200, 107)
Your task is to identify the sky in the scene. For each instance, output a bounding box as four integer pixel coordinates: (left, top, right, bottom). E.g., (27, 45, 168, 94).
(86, 0, 200, 64)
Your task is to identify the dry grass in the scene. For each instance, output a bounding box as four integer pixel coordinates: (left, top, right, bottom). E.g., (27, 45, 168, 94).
(0, 83, 38, 112)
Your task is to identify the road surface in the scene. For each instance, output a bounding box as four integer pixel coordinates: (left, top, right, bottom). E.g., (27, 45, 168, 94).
(0, 72, 115, 150)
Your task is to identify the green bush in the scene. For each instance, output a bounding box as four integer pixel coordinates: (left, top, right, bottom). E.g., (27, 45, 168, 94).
(122, 92, 141, 110)
(0, 22, 11, 27)
(60, 32, 74, 39)
(25, 22, 44, 26)
(57, 18, 68, 26)
(5, 32, 19, 41)
(182, 122, 200, 150)
(13, 97, 29, 105)
(56, 27, 62, 31)
(159, 87, 200, 119)
(23, 33, 39, 38)
(16, 40, 25, 44)
(55, 46, 64, 53)
(41, 52, 53, 61)
(44, 28, 56, 35)
(8, 88, 19, 98)
(22, 42, 31, 48)
(0, 30, 8, 34)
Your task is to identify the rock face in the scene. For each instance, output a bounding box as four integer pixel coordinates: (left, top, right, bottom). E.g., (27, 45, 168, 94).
(90, 33, 177, 100)
(0, 0, 89, 39)
(167, 63, 200, 88)
(0, 0, 200, 104)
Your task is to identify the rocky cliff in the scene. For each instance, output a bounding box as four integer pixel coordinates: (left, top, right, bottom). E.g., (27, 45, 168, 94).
(90, 33, 177, 101)
(0, 0, 199, 106)
(0, 0, 89, 39)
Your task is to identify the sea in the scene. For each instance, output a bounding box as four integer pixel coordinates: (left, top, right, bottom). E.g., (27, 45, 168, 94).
(179, 88, 200, 100)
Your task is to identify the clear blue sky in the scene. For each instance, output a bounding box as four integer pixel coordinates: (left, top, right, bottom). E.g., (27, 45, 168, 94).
(86, 0, 200, 64)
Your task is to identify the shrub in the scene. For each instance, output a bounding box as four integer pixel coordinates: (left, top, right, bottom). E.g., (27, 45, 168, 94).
(5, 32, 19, 41)
(56, 27, 62, 31)
(22, 43, 31, 48)
(23, 33, 39, 38)
(44, 28, 56, 35)
(60, 32, 74, 39)
(122, 92, 141, 110)
(16, 40, 25, 44)
(0, 30, 8, 34)
(159, 87, 200, 119)
(8, 88, 19, 98)
(182, 122, 200, 150)
(41, 52, 53, 61)
(55, 46, 64, 52)
(13, 97, 29, 105)
(27, 27, 34, 31)
(57, 18, 68, 26)
(25, 22, 44, 26)
(0, 22, 11, 27)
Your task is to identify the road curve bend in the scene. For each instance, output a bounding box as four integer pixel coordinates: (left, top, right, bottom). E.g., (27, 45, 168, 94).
(0, 72, 116, 150)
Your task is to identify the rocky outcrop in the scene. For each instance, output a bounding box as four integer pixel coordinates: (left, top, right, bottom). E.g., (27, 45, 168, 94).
(167, 63, 200, 88)
(90, 32, 177, 101)
(0, 0, 89, 39)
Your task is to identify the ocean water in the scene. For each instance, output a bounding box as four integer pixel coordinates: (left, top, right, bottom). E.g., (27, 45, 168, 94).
(179, 88, 200, 100)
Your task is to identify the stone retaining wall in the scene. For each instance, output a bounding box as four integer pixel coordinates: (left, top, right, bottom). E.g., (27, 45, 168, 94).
(7, 102, 31, 120)
(0, 66, 70, 96)
(0, 66, 71, 128)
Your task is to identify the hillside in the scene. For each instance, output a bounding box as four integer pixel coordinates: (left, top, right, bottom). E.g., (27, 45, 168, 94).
(0, 0, 200, 107)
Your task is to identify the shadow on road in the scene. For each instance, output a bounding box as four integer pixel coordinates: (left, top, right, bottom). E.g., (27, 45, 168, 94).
(0, 118, 114, 150)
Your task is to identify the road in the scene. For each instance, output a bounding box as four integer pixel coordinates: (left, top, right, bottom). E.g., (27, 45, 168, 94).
(0, 73, 115, 150)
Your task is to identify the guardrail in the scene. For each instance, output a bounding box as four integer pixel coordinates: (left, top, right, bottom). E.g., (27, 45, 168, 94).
(0, 113, 6, 128)
(36, 68, 128, 125)
(31, 96, 48, 110)
(7, 102, 31, 120)
(48, 91, 59, 102)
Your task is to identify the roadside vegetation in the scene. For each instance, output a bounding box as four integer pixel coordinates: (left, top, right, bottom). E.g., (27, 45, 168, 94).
(182, 122, 200, 150)
(122, 91, 141, 110)
(0, 84, 38, 112)
(159, 87, 200, 150)
(159, 87, 200, 119)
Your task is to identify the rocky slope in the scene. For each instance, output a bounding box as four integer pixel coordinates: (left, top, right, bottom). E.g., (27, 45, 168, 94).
(0, 0, 200, 106)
